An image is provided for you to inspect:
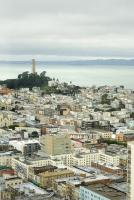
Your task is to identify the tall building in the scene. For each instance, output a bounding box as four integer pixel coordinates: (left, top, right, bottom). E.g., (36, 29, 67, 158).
(127, 141, 134, 200)
(32, 59, 36, 74)
(41, 133, 71, 156)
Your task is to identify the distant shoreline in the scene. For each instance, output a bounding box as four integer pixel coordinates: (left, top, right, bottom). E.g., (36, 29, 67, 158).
(0, 59, 134, 66)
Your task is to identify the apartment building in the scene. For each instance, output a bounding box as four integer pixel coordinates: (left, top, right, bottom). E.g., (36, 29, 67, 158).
(127, 141, 134, 200)
(0, 152, 14, 167)
(39, 169, 74, 188)
(9, 140, 41, 156)
(41, 132, 71, 156)
(0, 111, 13, 127)
(79, 184, 126, 200)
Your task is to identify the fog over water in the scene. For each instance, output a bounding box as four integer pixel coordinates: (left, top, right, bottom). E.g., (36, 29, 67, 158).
(0, 64, 134, 89)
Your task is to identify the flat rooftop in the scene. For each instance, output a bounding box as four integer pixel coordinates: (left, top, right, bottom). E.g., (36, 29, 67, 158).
(0, 151, 13, 157)
(15, 155, 50, 165)
(92, 161, 121, 170)
(83, 183, 126, 200)
(15, 182, 47, 196)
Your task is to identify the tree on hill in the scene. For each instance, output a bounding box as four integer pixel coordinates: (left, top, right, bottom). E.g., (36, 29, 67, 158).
(2, 71, 51, 89)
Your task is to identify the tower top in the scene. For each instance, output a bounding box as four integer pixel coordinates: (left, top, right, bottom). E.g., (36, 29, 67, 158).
(32, 59, 36, 74)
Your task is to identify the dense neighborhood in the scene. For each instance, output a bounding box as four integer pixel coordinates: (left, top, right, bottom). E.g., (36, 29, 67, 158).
(0, 73, 134, 199)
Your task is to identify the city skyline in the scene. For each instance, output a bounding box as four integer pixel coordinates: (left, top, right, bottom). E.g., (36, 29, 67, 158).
(0, 1, 134, 200)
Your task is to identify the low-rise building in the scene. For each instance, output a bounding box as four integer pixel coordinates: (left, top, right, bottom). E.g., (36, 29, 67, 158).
(0, 111, 13, 127)
(79, 183, 126, 200)
(39, 169, 74, 188)
(9, 140, 41, 156)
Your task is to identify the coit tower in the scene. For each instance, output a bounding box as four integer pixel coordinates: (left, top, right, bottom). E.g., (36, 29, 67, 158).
(32, 59, 36, 74)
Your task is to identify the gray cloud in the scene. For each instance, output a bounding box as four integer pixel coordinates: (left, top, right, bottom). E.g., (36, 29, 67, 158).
(0, 0, 134, 60)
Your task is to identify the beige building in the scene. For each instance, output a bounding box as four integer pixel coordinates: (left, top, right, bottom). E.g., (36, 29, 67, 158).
(93, 129, 112, 139)
(54, 180, 80, 200)
(41, 133, 71, 156)
(5, 176, 23, 189)
(0, 98, 12, 110)
(0, 152, 14, 167)
(39, 169, 74, 188)
(0, 111, 13, 127)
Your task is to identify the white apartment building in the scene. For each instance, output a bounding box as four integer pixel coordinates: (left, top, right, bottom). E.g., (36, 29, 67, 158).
(51, 152, 119, 167)
(99, 153, 120, 167)
(0, 152, 14, 167)
(127, 142, 134, 200)
(50, 154, 72, 167)
(11, 156, 51, 179)
(72, 153, 100, 166)
(93, 129, 112, 139)
(9, 140, 40, 156)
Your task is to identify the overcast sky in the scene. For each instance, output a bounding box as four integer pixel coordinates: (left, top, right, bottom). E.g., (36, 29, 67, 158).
(0, 0, 134, 61)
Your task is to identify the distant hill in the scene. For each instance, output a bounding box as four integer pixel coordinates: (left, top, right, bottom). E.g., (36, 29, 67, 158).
(0, 59, 134, 66)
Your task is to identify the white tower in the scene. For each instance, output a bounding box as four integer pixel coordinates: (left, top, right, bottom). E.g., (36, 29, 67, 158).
(32, 59, 36, 74)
